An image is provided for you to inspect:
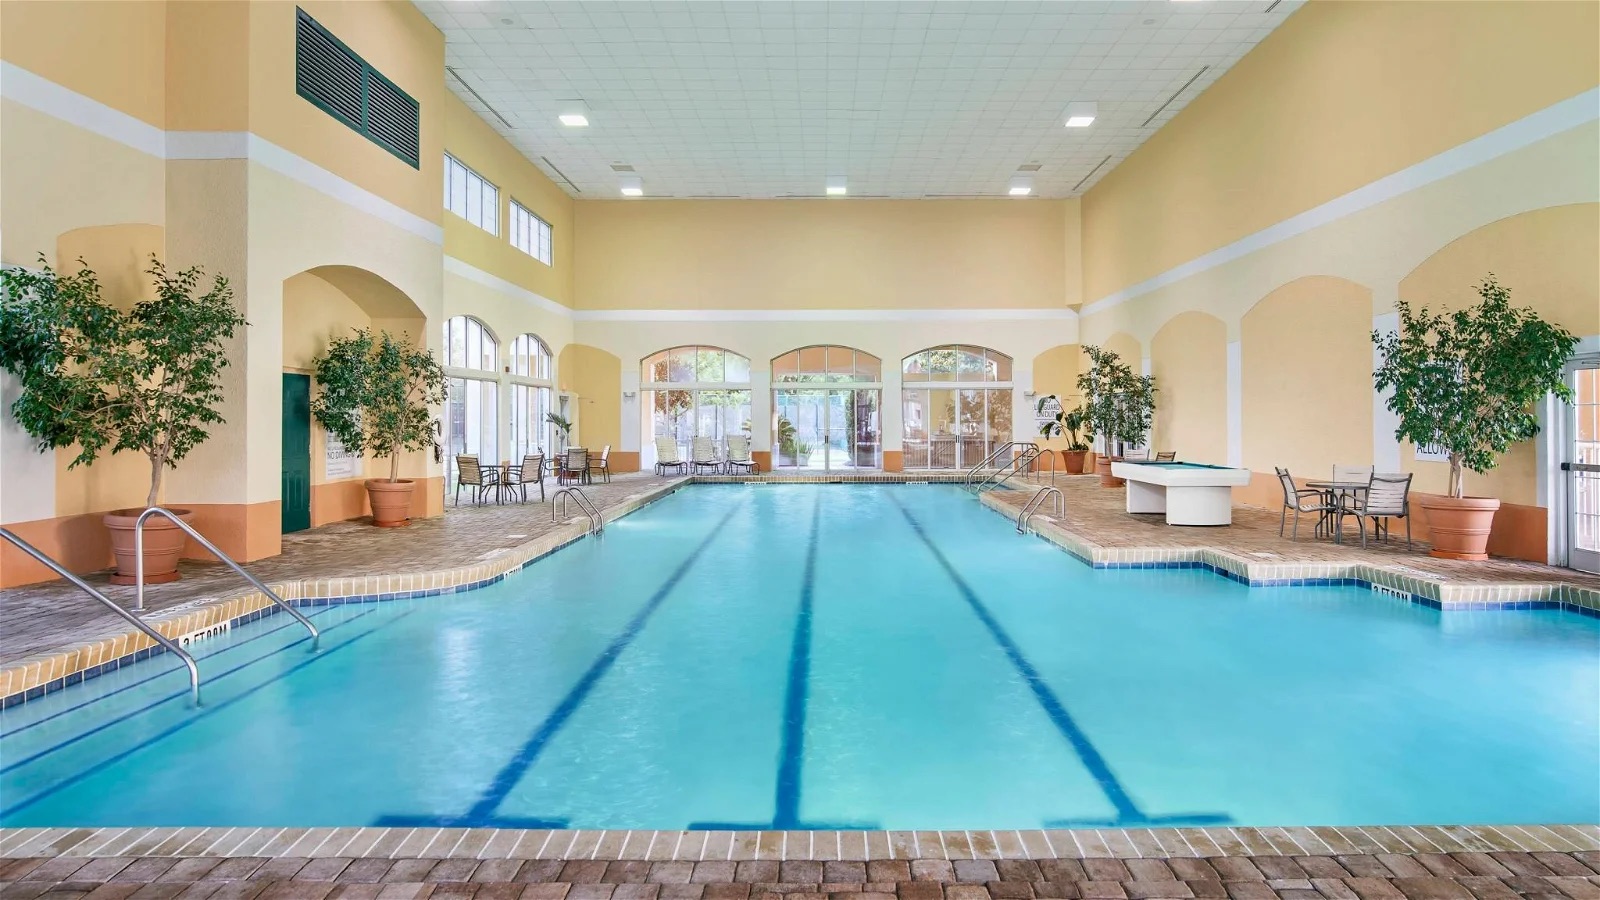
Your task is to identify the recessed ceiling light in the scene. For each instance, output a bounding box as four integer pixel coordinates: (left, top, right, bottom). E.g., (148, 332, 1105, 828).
(619, 175, 643, 197)
(1008, 174, 1034, 196)
(1065, 101, 1097, 128)
(558, 101, 590, 127)
(825, 176, 848, 196)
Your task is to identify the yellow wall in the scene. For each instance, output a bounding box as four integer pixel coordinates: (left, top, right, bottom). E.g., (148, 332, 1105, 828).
(1081, 0, 1600, 302)
(573, 199, 1071, 310)
(0, 0, 168, 126)
(1031, 343, 1083, 451)
(1150, 312, 1227, 464)
(559, 344, 623, 458)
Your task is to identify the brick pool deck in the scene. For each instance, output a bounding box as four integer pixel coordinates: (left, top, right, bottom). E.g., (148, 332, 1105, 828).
(2, 825, 1598, 900)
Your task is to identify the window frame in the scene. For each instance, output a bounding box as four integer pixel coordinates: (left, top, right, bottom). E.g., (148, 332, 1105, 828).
(509, 200, 553, 266)
(444, 153, 500, 236)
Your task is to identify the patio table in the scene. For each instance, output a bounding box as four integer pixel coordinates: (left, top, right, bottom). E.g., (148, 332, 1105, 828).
(1305, 480, 1368, 542)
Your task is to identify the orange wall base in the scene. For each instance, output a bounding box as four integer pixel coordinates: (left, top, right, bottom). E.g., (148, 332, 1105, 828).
(752, 450, 772, 473)
(608, 451, 641, 474)
(1232, 471, 1548, 563)
(882, 450, 903, 473)
(312, 480, 369, 526)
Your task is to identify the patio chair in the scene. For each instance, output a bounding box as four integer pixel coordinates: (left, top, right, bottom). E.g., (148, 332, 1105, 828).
(1276, 467, 1335, 541)
(1155, 451, 1176, 462)
(725, 435, 758, 474)
(589, 445, 612, 483)
(1123, 448, 1150, 461)
(655, 436, 688, 475)
(691, 435, 721, 474)
(454, 455, 497, 506)
(516, 453, 546, 503)
(560, 447, 590, 485)
(1339, 472, 1414, 550)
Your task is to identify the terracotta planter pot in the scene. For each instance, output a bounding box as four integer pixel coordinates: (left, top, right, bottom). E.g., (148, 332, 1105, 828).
(366, 478, 416, 527)
(104, 508, 192, 585)
(1418, 496, 1500, 561)
(1062, 449, 1089, 475)
(1096, 456, 1125, 487)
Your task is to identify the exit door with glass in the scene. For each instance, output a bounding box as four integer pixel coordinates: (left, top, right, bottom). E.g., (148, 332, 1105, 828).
(770, 345, 883, 471)
(1565, 358, 1599, 573)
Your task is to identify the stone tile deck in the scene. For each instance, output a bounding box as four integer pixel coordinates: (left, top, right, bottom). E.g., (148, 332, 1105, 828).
(985, 475, 1600, 607)
(2, 826, 1598, 900)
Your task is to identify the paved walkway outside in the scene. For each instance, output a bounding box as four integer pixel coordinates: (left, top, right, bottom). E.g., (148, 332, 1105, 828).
(0, 475, 687, 665)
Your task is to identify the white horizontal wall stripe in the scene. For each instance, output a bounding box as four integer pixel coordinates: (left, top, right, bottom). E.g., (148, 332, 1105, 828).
(1081, 87, 1600, 317)
(443, 255, 571, 317)
(2, 61, 443, 245)
(572, 307, 1078, 323)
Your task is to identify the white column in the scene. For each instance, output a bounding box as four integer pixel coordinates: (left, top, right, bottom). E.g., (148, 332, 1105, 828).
(751, 368, 773, 452)
(1226, 341, 1242, 468)
(620, 370, 641, 454)
(1014, 367, 1034, 446)
(881, 365, 903, 452)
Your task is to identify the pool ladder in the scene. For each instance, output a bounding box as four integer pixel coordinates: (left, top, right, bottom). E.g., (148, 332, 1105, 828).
(551, 487, 603, 534)
(1, 527, 204, 706)
(1016, 486, 1065, 534)
(967, 442, 1052, 494)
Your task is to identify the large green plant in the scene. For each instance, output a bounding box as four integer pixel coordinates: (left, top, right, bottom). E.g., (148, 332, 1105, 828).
(1036, 396, 1091, 451)
(312, 328, 446, 483)
(1372, 275, 1577, 499)
(0, 256, 246, 509)
(1076, 345, 1156, 457)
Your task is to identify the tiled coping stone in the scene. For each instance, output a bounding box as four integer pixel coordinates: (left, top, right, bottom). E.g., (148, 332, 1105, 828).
(979, 491, 1600, 617)
(5, 474, 1598, 709)
(2, 823, 1597, 861)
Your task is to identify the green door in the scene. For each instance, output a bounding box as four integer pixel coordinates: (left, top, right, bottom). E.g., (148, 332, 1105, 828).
(282, 373, 312, 534)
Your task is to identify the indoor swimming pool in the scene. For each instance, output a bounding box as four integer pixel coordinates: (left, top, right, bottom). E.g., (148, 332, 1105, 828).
(2, 485, 1597, 829)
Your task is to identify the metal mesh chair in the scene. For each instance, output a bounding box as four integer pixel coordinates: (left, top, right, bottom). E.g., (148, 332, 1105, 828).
(562, 447, 590, 485)
(454, 455, 496, 506)
(655, 436, 688, 475)
(589, 445, 612, 483)
(517, 453, 545, 502)
(1123, 448, 1150, 461)
(1340, 472, 1414, 549)
(1155, 451, 1176, 462)
(1276, 466, 1335, 541)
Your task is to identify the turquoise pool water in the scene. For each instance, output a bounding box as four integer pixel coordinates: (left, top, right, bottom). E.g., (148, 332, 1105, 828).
(2, 484, 1597, 829)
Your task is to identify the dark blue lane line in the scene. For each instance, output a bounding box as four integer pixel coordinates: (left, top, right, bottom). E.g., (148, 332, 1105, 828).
(444, 498, 749, 825)
(0, 607, 382, 777)
(0, 606, 415, 820)
(886, 492, 1146, 821)
(772, 494, 823, 829)
(2, 606, 353, 739)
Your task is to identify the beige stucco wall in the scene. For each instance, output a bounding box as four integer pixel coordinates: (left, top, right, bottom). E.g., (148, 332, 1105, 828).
(1150, 312, 1228, 465)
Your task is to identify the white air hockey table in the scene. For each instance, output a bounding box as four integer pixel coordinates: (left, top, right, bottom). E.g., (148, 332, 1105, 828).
(1110, 460, 1253, 526)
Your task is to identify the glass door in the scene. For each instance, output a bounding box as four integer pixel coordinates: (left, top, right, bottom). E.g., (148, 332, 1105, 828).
(773, 388, 880, 470)
(1567, 361, 1599, 573)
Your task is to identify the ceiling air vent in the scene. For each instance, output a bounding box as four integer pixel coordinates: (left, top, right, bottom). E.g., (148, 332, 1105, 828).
(296, 8, 420, 169)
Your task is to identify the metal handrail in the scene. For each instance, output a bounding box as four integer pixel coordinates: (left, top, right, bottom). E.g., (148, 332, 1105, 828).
(1017, 486, 1065, 534)
(1, 527, 202, 706)
(1030, 447, 1058, 484)
(551, 487, 603, 534)
(964, 441, 1040, 491)
(974, 445, 1043, 494)
(134, 508, 319, 649)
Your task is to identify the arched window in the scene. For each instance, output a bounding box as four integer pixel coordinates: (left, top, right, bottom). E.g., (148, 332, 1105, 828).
(442, 316, 500, 486)
(770, 346, 882, 470)
(641, 346, 752, 465)
(509, 334, 554, 461)
(901, 345, 1014, 469)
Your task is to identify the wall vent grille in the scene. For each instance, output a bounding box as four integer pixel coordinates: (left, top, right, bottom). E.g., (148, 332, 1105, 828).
(296, 8, 420, 168)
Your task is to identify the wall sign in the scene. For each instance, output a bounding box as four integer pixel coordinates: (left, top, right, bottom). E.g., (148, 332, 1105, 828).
(325, 428, 361, 480)
(1034, 394, 1062, 435)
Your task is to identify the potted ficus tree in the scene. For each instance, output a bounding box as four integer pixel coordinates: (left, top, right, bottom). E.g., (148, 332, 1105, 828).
(1077, 345, 1157, 487)
(1036, 396, 1093, 474)
(0, 256, 246, 583)
(312, 328, 446, 527)
(1372, 275, 1577, 560)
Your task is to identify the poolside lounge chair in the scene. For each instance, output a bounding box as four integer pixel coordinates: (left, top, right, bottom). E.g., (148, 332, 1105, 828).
(515, 453, 545, 503)
(691, 436, 721, 474)
(589, 445, 612, 483)
(1155, 451, 1176, 462)
(454, 455, 497, 506)
(725, 435, 758, 474)
(1338, 472, 1414, 550)
(1275, 466, 1335, 541)
(655, 436, 688, 475)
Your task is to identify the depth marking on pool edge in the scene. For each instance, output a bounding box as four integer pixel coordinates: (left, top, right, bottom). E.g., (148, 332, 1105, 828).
(886, 493, 1232, 829)
(375, 497, 750, 830)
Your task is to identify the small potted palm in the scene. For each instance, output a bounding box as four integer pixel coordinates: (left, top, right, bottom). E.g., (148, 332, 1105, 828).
(1077, 345, 1156, 487)
(1372, 276, 1577, 560)
(0, 256, 246, 583)
(312, 328, 446, 527)
(1036, 397, 1093, 474)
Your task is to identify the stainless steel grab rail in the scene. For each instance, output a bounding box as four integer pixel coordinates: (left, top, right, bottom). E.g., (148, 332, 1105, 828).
(551, 487, 603, 534)
(974, 444, 1044, 494)
(134, 508, 319, 649)
(1017, 486, 1065, 534)
(964, 441, 1040, 492)
(1, 527, 202, 706)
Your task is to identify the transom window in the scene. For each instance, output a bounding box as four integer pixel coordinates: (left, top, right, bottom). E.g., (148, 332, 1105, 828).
(643, 346, 753, 385)
(444, 153, 498, 235)
(510, 201, 553, 266)
(510, 333, 551, 379)
(443, 315, 497, 371)
(772, 346, 882, 384)
(903, 345, 1012, 383)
